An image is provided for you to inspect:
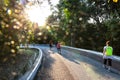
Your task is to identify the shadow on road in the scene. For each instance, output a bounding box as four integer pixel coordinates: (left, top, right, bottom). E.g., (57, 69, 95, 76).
(34, 48, 55, 80)
(61, 49, 120, 80)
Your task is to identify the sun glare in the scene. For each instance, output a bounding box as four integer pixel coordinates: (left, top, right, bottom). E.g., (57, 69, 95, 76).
(25, 6, 50, 26)
(25, 2, 52, 26)
(25, 0, 59, 26)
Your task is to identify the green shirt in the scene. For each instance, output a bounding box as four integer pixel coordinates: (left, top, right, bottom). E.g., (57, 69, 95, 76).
(106, 46, 113, 56)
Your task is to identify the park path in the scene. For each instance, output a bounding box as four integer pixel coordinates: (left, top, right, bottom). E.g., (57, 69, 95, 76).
(35, 47, 120, 80)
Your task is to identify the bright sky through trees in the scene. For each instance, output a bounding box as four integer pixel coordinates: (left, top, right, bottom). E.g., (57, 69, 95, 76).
(24, 0, 59, 26)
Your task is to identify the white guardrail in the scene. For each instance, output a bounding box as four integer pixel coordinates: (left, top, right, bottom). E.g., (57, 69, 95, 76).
(63, 46, 120, 74)
(62, 46, 120, 62)
(19, 45, 43, 80)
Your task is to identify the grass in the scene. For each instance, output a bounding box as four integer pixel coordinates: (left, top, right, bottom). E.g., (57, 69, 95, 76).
(0, 48, 39, 80)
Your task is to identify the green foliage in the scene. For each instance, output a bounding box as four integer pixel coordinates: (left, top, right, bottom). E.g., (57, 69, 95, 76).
(0, 0, 33, 55)
(4, 0, 9, 6)
(46, 0, 120, 56)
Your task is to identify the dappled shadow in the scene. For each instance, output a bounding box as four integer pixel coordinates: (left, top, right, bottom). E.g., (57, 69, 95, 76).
(45, 47, 81, 65)
(60, 49, 81, 65)
(34, 48, 55, 80)
(61, 48, 120, 79)
(35, 46, 120, 80)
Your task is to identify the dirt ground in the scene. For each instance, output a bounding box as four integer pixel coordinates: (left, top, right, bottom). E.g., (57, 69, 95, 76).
(0, 49, 38, 80)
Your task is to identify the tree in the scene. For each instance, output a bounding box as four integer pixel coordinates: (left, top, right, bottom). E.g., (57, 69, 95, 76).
(49, 0, 120, 55)
(0, 0, 33, 55)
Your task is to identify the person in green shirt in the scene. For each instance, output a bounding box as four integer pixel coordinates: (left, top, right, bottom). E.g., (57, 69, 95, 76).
(103, 41, 113, 71)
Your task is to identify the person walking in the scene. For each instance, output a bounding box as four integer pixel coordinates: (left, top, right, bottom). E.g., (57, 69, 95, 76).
(49, 40, 53, 50)
(56, 41, 61, 54)
(103, 41, 113, 71)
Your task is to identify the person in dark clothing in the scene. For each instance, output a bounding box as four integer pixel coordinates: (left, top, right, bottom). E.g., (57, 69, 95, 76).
(49, 40, 53, 50)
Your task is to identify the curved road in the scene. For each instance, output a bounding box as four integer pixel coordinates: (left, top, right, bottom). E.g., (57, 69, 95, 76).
(34, 46, 120, 80)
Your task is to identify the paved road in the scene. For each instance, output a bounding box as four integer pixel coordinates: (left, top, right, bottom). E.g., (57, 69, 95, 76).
(34, 46, 120, 80)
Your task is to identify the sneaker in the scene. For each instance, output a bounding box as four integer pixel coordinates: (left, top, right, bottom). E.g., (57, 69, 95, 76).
(103, 65, 107, 68)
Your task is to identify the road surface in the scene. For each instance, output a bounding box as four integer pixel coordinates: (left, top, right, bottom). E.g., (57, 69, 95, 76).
(34, 46, 120, 80)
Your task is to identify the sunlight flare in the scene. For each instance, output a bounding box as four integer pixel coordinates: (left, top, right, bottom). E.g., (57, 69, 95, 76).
(25, 5, 51, 26)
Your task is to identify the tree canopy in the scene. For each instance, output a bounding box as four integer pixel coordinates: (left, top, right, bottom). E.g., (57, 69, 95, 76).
(46, 0, 120, 55)
(0, 0, 120, 56)
(0, 0, 33, 55)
